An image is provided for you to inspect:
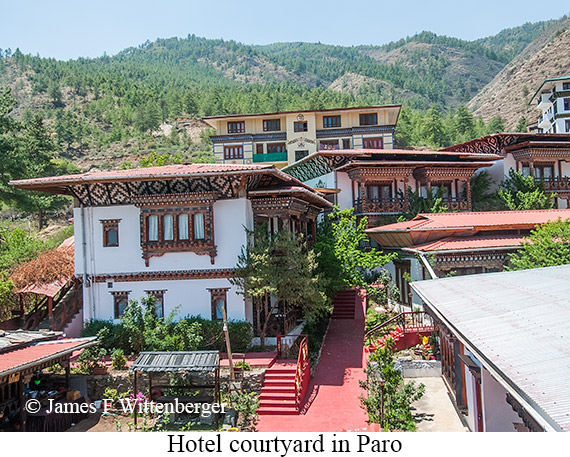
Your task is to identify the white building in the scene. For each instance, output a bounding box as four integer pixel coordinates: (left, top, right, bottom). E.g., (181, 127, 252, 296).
(11, 164, 331, 335)
(533, 76, 570, 134)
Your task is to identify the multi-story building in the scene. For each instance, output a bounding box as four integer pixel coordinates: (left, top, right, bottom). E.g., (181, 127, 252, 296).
(533, 75, 570, 134)
(202, 105, 401, 168)
(11, 164, 331, 337)
(442, 132, 570, 208)
(283, 148, 500, 222)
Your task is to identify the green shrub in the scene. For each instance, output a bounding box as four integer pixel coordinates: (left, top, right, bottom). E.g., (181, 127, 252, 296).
(303, 304, 331, 360)
(233, 361, 251, 371)
(80, 307, 252, 354)
(111, 349, 127, 370)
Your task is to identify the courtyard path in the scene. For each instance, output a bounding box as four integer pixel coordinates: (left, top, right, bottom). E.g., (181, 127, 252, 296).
(256, 293, 369, 432)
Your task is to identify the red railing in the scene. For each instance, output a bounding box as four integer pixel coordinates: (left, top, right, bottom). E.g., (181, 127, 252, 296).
(364, 311, 434, 348)
(276, 334, 310, 410)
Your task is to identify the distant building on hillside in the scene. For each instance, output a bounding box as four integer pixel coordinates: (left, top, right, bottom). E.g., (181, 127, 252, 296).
(202, 105, 401, 168)
(533, 75, 570, 134)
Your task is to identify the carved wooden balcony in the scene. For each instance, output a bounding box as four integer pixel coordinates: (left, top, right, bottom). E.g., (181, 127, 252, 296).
(441, 198, 470, 211)
(354, 197, 408, 215)
(538, 177, 570, 192)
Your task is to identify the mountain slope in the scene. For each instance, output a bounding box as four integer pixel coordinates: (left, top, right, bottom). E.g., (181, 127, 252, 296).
(0, 18, 566, 168)
(468, 17, 570, 129)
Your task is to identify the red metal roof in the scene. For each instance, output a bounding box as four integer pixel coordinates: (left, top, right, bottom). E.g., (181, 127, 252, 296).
(10, 163, 274, 187)
(367, 209, 570, 233)
(409, 235, 526, 252)
(0, 338, 97, 376)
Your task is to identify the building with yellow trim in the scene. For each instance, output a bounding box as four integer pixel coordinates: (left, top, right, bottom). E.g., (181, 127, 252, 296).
(202, 105, 401, 168)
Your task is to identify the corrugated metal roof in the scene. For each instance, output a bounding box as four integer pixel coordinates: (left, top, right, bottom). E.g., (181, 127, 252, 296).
(0, 329, 62, 352)
(411, 265, 570, 432)
(131, 351, 220, 372)
(0, 337, 97, 376)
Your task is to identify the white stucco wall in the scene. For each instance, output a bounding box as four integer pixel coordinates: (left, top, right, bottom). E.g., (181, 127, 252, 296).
(304, 172, 336, 189)
(463, 349, 482, 432)
(336, 171, 354, 210)
(74, 197, 253, 323)
(481, 366, 521, 432)
(87, 278, 245, 324)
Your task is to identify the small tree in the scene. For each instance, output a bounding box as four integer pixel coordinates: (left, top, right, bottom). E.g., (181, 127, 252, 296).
(327, 207, 395, 287)
(361, 340, 425, 430)
(498, 170, 555, 210)
(508, 218, 570, 271)
(231, 227, 326, 347)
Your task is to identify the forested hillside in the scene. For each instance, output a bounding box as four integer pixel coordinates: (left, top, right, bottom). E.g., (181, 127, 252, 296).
(0, 16, 566, 169)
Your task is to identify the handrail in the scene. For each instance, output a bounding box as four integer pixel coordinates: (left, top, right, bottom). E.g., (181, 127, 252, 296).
(364, 311, 434, 345)
(276, 333, 310, 411)
(294, 335, 309, 410)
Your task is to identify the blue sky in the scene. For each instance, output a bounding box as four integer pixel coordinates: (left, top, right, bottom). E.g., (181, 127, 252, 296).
(2, 1, 569, 60)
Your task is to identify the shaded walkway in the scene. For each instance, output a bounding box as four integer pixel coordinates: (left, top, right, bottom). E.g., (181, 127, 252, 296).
(256, 291, 368, 432)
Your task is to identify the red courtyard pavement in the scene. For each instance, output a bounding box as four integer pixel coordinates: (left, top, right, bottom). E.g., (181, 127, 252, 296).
(256, 292, 369, 432)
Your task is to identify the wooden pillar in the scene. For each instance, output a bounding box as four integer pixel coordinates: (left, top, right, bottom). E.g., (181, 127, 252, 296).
(529, 161, 535, 178)
(19, 375, 26, 432)
(19, 294, 25, 328)
(48, 296, 54, 330)
(403, 178, 409, 210)
(65, 360, 71, 389)
(148, 373, 153, 402)
(214, 368, 220, 429)
(426, 179, 432, 193)
(133, 370, 138, 428)
(311, 219, 317, 243)
(465, 179, 472, 211)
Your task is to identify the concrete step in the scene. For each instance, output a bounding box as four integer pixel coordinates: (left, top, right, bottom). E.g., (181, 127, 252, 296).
(257, 406, 299, 415)
(260, 392, 296, 401)
(260, 400, 297, 409)
(260, 386, 296, 394)
(262, 379, 295, 388)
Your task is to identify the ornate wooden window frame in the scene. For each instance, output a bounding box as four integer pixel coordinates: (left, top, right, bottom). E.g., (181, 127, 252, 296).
(263, 119, 281, 132)
(227, 121, 245, 134)
(359, 113, 378, 126)
(134, 193, 218, 266)
(145, 289, 166, 318)
(294, 121, 308, 132)
(323, 115, 341, 128)
(101, 219, 120, 247)
(112, 291, 130, 319)
(208, 288, 229, 321)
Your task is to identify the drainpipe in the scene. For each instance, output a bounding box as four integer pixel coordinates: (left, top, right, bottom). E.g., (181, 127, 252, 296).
(79, 205, 93, 321)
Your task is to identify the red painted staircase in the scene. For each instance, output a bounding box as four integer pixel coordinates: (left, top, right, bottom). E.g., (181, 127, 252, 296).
(257, 361, 299, 415)
(257, 334, 311, 416)
(331, 289, 358, 319)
